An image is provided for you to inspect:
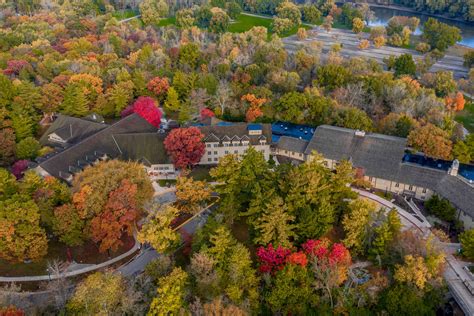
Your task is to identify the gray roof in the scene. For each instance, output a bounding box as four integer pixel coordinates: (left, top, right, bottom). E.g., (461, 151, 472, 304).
(113, 133, 171, 166)
(39, 114, 157, 179)
(304, 125, 474, 219)
(277, 136, 309, 153)
(39, 114, 108, 147)
(199, 123, 272, 146)
(306, 125, 407, 180)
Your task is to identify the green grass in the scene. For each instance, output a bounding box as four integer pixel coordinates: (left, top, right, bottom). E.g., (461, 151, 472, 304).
(456, 102, 474, 133)
(112, 9, 139, 20)
(189, 166, 213, 181)
(158, 179, 177, 187)
(157, 17, 176, 27)
(228, 13, 273, 33)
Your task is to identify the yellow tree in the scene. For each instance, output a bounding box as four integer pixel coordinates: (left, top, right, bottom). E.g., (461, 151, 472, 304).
(352, 17, 365, 34)
(138, 205, 181, 254)
(149, 267, 188, 315)
(394, 255, 431, 290)
(175, 176, 211, 214)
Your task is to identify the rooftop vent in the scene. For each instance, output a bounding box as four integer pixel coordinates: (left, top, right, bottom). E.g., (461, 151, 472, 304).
(355, 130, 366, 137)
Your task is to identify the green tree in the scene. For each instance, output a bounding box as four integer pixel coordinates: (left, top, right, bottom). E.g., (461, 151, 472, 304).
(0, 128, 16, 166)
(423, 18, 461, 51)
(0, 195, 48, 262)
(424, 194, 456, 222)
(460, 229, 474, 260)
(315, 64, 351, 90)
(176, 8, 195, 28)
(10, 106, 36, 141)
(301, 4, 321, 24)
(275, 91, 307, 123)
(342, 198, 378, 255)
(138, 205, 181, 254)
(453, 141, 472, 163)
(379, 284, 433, 315)
(179, 43, 201, 70)
(276, 1, 301, 26)
(254, 196, 295, 247)
(164, 87, 181, 115)
(15, 136, 40, 160)
(369, 209, 401, 262)
(0, 168, 17, 200)
(149, 267, 188, 315)
(394, 53, 417, 77)
(62, 84, 89, 117)
(265, 264, 315, 315)
(333, 107, 374, 131)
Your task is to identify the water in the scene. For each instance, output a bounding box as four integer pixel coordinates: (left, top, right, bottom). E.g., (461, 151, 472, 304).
(369, 7, 474, 48)
(272, 122, 315, 141)
(403, 153, 474, 181)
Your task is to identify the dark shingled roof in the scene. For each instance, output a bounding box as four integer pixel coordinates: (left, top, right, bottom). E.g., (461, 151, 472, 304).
(306, 125, 407, 180)
(39, 114, 157, 178)
(113, 133, 171, 166)
(277, 136, 309, 153)
(39, 114, 108, 147)
(199, 123, 272, 145)
(305, 125, 474, 219)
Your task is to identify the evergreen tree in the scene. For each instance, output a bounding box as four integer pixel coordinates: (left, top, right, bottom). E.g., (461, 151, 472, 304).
(62, 84, 89, 117)
(164, 87, 181, 115)
(254, 196, 295, 247)
(10, 106, 36, 141)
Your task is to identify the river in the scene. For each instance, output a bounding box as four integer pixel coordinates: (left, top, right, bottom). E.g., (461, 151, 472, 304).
(368, 7, 474, 48)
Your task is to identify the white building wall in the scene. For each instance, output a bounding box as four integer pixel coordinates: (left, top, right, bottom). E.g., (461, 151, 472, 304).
(274, 148, 305, 161)
(199, 142, 271, 165)
(145, 163, 177, 180)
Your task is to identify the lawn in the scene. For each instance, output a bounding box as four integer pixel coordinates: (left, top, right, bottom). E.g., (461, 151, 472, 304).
(112, 9, 139, 20)
(157, 17, 176, 27)
(189, 165, 213, 181)
(229, 13, 311, 37)
(455, 102, 474, 133)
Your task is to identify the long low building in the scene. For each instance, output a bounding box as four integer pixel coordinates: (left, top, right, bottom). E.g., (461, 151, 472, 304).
(36, 114, 474, 229)
(276, 125, 474, 229)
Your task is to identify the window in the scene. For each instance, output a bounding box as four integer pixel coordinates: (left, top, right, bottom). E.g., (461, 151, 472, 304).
(225, 150, 229, 154)
(206, 144, 211, 148)
(207, 151, 211, 155)
(395, 183, 399, 188)
(369, 177, 373, 181)
(214, 151, 217, 155)
(214, 158, 218, 161)
(284, 150, 288, 154)
(408, 185, 413, 191)
(323, 161, 328, 166)
(213, 144, 218, 148)
(234, 150, 238, 154)
(422, 188, 427, 193)
(299, 153, 302, 157)
(208, 158, 212, 162)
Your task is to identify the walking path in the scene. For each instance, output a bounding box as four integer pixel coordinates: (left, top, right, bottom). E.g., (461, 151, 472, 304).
(356, 188, 474, 315)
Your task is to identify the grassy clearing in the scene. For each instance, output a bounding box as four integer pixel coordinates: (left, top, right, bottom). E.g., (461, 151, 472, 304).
(228, 13, 273, 33)
(456, 102, 474, 133)
(112, 9, 139, 20)
(189, 166, 213, 181)
(157, 17, 176, 27)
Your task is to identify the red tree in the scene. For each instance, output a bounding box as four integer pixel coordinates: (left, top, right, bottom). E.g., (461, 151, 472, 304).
(164, 127, 205, 169)
(89, 179, 139, 252)
(3, 60, 28, 75)
(0, 305, 25, 316)
(286, 251, 308, 267)
(256, 243, 292, 273)
(200, 108, 215, 120)
(122, 96, 162, 128)
(147, 76, 170, 97)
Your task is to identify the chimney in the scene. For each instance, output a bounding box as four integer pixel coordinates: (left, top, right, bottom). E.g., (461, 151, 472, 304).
(448, 159, 459, 176)
(355, 130, 365, 137)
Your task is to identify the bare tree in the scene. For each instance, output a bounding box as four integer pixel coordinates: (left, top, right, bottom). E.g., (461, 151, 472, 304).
(213, 80, 232, 115)
(45, 260, 72, 311)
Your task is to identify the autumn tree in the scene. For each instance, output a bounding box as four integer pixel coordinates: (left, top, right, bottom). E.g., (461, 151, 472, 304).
(276, 1, 301, 26)
(52, 204, 85, 246)
(67, 272, 129, 315)
(139, 0, 168, 25)
(352, 17, 364, 33)
(123, 96, 162, 128)
(322, 15, 333, 32)
(61, 84, 89, 117)
(15, 137, 40, 160)
(408, 124, 453, 160)
(164, 127, 205, 169)
(149, 267, 188, 315)
(445, 92, 466, 112)
(241, 93, 267, 122)
(460, 229, 474, 260)
(176, 8, 195, 28)
(394, 255, 432, 290)
(0, 128, 16, 166)
(164, 87, 181, 115)
(138, 204, 181, 254)
(147, 76, 170, 99)
(209, 7, 230, 33)
(342, 198, 378, 255)
(0, 195, 48, 262)
(175, 176, 211, 214)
